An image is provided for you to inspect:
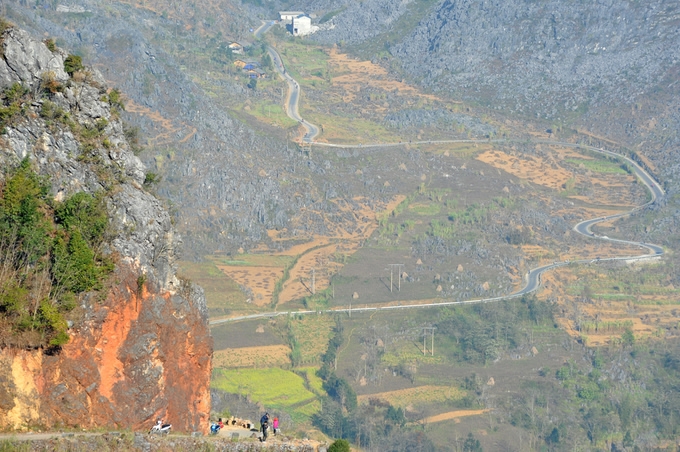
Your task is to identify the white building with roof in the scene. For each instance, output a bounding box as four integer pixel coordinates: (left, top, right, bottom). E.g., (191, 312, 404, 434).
(293, 15, 314, 36)
(279, 11, 304, 22)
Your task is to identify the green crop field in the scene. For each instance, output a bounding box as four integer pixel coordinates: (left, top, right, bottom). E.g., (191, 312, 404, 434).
(295, 367, 326, 395)
(303, 109, 401, 145)
(249, 100, 298, 128)
(408, 202, 441, 216)
(275, 42, 330, 87)
(212, 368, 321, 423)
(289, 315, 336, 365)
(565, 158, 628, 174)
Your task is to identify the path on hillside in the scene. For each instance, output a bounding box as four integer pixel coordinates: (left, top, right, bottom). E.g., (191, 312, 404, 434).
(211, 139, 664, 326)
(254, 21, 319, 142)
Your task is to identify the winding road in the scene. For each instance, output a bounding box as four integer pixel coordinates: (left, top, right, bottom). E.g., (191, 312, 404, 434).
(211, 27, 666, 326)
(254, 21, 320, 142)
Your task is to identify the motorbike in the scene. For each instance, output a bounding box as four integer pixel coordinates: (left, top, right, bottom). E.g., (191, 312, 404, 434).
(149, 420, 172, 435)
(210, 423, 221, 435)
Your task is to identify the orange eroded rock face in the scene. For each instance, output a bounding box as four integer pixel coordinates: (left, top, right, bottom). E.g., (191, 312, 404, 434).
(0, 265, 212, 433)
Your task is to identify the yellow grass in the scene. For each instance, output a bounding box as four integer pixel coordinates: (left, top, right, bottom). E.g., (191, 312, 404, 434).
(358, 385, 464, 408)
(476, 149, 572, 191)
(213, 345, 291, 368)
(215, 265, 284, 306)
(327, 48, 440, 104)
(290, 316, 336, 363)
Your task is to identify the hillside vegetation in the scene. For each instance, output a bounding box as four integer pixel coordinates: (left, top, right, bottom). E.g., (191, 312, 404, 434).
(0, 158, 112, 349)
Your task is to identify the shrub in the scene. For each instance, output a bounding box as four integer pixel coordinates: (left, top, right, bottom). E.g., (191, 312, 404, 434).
(123, 124, 143, 155)
(41, 71, 62, 94)
(63, 54, 84, 76)
(0, 82, 29, 130)
(43, 38, 57, 52)
(40, 100, 67, 124)
(144, 172, 161, 187)
(328, 439, 350, 452)
(108, 88, 125, 111)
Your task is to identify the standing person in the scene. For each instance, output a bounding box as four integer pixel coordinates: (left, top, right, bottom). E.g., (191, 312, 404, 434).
(272, 417, 279, 435)
(261, 420, 269, 442)
(260, 412, 270, 441)
(260, 412, 270, 428)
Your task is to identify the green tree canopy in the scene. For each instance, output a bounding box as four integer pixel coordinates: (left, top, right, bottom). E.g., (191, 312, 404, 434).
(328, 439, 350, 452)
(63, 54, 83, 76)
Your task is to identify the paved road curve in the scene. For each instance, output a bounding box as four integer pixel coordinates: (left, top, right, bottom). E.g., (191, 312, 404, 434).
(254, 21, 320, 142)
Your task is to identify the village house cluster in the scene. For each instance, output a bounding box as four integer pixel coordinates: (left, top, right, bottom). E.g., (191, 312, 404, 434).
(227, 10, 319, 80)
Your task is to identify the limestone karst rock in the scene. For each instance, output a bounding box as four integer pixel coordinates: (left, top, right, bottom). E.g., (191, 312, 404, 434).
(0, 24, 211, 433)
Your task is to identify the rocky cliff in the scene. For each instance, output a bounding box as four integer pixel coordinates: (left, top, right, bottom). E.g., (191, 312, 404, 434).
(0, 24, 212, 433)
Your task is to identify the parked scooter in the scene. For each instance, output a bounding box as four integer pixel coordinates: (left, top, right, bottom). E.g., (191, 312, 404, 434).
(149, 419, 172, 435)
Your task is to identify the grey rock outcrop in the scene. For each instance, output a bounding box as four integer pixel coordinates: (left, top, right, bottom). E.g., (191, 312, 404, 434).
(0, 27, 69, 89)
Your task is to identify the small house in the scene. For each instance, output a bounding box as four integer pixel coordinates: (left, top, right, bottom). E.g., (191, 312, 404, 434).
(279, 11, 304, 23)
(233, 59, 248, 69)
(293, 15, 312, 36)
(228, 42, 244, 55)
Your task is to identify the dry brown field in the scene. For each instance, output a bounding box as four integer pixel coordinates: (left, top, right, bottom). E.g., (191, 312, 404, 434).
(357, 385, 464, 408)
(218, 196, 406, 307)
(327, 48, 441, 104)
(213, 345, 292, 368)
(539, 264, 679, 346)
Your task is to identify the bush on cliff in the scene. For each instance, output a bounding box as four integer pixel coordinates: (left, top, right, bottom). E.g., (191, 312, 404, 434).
(63, 54, 84, 76)
(0, 82, 29, 132)
(0, 158, 113, 349)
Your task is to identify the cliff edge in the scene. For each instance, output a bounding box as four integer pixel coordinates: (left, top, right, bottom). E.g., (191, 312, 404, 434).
(0, 23, 212, 433)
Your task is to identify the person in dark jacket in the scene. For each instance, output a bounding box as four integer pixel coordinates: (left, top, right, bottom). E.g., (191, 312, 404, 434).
(260, 412, 270, 442)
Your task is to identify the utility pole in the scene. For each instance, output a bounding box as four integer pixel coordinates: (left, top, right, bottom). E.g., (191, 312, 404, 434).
(311, 268, 315, 295)
(422, 327, 436, 356)
(388, 264, 404, 292)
